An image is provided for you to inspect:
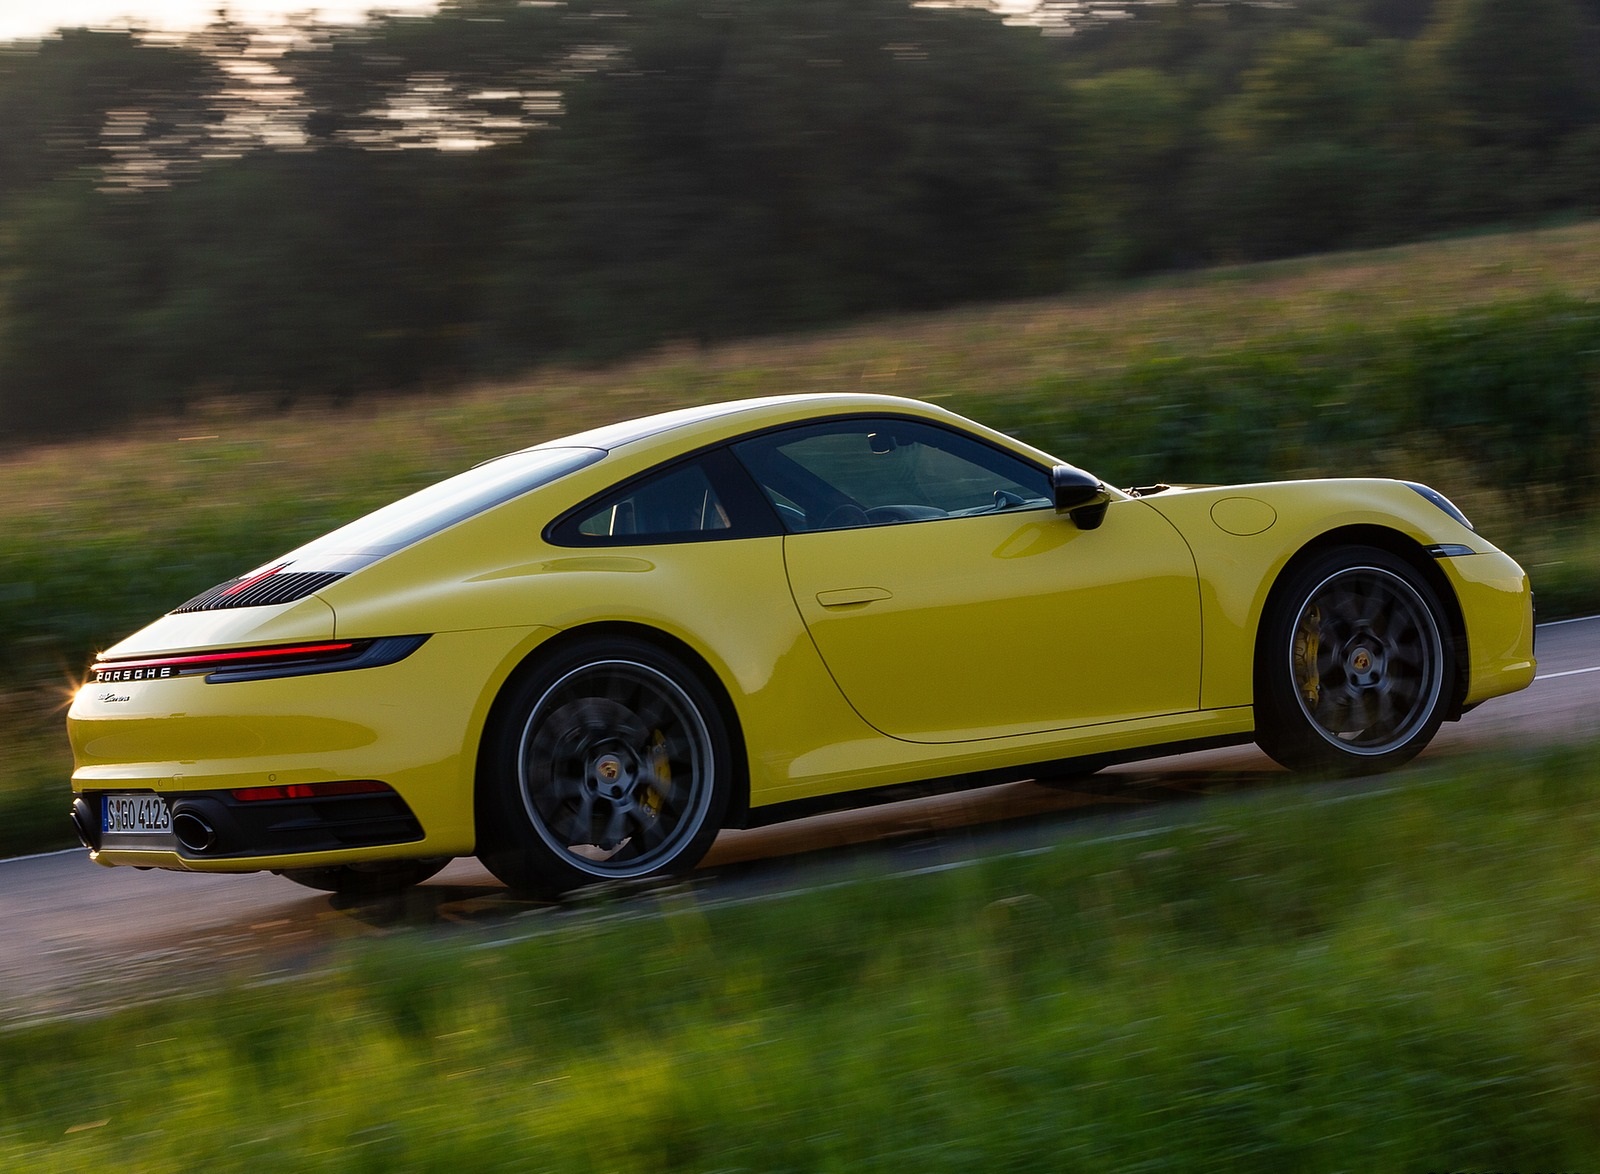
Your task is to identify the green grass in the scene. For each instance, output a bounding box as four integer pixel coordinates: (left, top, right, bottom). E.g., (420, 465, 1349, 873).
(0, 691, 72, 854)
(5, 219, 1600, 857)
(4, 748, 1600, 1169)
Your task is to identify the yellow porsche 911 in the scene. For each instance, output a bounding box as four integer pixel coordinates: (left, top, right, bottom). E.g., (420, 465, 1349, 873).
(67, 394, 1535, 896)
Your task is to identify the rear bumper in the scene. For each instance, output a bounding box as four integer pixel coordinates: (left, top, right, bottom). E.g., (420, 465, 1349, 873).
(73, 787, 424, 862)
(68, 623, 558, 871)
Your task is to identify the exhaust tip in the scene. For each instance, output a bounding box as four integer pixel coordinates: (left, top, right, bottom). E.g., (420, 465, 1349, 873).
(172, 811, 217, 853)
(69, 798, 95, 850)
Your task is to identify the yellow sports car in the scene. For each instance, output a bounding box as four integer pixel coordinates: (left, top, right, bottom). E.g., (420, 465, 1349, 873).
(67, 394, 1535, 895)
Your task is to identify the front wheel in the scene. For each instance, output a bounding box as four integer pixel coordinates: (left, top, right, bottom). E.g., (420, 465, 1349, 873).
(477, 638, 732, 897)
(1256, 546, 1454, 774)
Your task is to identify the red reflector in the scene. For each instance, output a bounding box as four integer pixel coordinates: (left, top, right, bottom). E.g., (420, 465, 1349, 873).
(231, 780, 394, 803)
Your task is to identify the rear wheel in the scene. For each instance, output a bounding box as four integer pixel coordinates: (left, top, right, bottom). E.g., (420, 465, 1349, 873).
(477, 637, 732, 897)
(1256, 546, 1453, 774)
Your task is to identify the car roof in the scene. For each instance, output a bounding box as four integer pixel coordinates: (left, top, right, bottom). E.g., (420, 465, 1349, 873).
(520, 393, 959, 456)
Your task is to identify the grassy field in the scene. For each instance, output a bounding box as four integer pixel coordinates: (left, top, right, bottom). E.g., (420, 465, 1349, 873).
(3, 746, 1599, 1170)
(4, 219, 1600, 857)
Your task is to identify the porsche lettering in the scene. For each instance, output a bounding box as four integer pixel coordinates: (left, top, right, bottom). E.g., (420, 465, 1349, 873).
(94, 666, 176, 683)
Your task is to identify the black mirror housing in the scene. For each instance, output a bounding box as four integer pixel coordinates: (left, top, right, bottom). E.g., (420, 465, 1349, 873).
(1050, 464, 1111, 530)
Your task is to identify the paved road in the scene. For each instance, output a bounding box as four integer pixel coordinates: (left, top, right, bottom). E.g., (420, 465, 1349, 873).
(4, 616, 1595, 1026)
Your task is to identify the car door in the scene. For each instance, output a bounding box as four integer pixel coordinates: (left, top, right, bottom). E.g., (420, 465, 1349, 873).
(733, 417, 1202, 744)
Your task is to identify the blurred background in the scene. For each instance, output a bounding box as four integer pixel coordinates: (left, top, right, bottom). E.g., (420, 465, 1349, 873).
(1, 0, 1596, 439)
(4, 8, 1600, 1166)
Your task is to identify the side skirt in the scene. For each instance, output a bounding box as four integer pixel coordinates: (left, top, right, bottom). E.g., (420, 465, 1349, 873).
(741, 731, 1257, 829)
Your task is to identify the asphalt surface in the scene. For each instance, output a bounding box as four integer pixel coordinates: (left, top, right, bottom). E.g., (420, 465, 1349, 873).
(3, 615, 1594, 1027)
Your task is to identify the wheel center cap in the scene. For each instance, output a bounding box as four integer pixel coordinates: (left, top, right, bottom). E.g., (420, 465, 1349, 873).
(592, 754, 634, 801)
(1346, 644, 1386, 687)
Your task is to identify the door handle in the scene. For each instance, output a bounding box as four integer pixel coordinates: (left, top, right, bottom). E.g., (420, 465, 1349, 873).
(816, 587, 893, 608)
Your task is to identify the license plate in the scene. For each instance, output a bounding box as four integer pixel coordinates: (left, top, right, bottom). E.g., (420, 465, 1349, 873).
(101, 793, 175, 848)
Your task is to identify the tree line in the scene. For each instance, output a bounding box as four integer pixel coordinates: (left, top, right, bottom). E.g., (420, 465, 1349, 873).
(1, 0, 1597, 440)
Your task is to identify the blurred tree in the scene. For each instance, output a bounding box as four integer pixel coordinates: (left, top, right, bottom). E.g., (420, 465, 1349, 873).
(1058, 0, 1295, 99)
(0, 182, 163, 436)
(1426, 0, 1594, 150)
(283, 0, 574, 147)
(1064, 68, 1197, 275)
(1200, 30, 1426, 257)
(0, 29, 223, 210)
(1344, 0, 1438, 38)
(1415, 0, 1599, 215)
(3, 0, 1600, 441)
(118, 147, 499, 405)
(488, 0, 1070, 363)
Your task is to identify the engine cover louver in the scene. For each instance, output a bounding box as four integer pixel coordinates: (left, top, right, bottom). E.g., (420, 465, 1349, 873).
(173, 570, 347, 613)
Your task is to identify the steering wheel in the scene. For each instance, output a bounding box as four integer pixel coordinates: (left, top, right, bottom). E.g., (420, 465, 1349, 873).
(819, 503, 871, 529)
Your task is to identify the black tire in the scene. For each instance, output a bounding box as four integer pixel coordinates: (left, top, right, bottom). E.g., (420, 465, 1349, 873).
(278, 857, 450, 896)
(476, 637, 732, 897)
(1255, 546, 1454, 775)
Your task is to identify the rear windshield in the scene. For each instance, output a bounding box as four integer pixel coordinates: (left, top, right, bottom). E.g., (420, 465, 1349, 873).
(285, 446, 604, 563)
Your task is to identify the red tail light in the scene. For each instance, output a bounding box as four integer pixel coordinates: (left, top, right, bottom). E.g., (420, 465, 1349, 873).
(89, 635, 428, 684)
(231, 780, 395, 803)
(91, 641, 359, 682)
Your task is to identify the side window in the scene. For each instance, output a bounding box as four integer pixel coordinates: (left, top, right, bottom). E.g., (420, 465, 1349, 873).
(565, 460, 731, 543)
(732, 418, 1050, 532)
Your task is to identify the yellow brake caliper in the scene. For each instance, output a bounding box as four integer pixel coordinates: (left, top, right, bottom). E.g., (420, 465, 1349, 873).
(643, 729, 671, 818)
(1293, 604, 1322, 707)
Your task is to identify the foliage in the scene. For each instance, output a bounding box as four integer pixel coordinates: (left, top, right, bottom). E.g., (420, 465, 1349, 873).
(998, 294, 1600, 492)
(487, 0, 1070, 362)
(0, 29, 222, 212)
(5, 748, 1600, 1168)
(2, 0, 1600, 435)
(0, 0, 1072, 434)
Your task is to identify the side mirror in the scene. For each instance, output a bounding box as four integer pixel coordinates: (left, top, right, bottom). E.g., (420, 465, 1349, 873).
(1050, 464, 1111, 531)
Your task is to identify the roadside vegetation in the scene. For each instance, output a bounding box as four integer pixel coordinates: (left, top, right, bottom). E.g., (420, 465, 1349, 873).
(4, 746, 1599, 1169)
(3, 218, 1599, 858)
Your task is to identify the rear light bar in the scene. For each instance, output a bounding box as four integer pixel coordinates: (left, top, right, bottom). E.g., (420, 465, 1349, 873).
(231, 779, 395, 803)
(91, 635, 428, 684)
(95, 641, 355, 680)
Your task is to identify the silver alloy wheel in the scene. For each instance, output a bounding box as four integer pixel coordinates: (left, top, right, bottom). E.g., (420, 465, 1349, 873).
(516, 659, 716, 879)
(1287, 565, 1445, 756)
